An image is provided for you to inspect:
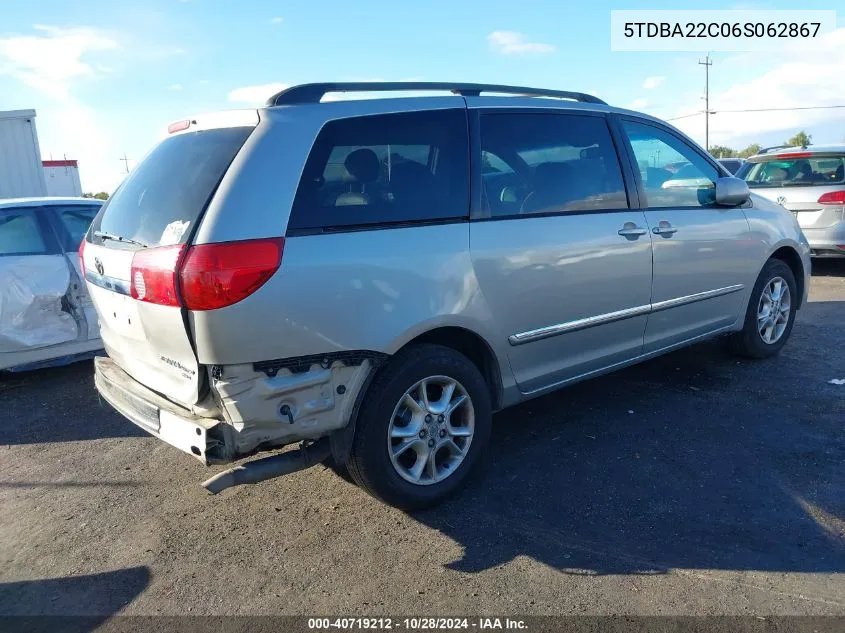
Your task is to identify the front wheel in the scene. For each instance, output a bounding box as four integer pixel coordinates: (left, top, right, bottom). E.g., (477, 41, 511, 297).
(729, 259, 798, 359)
(345, 344, 492, 510)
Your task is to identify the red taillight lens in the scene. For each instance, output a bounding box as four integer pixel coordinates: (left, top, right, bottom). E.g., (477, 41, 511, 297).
(79, 239, 87, 277)
(818, 190, 845, 205)
(179, 238, 284, 311)
(130, 245, 185, 307)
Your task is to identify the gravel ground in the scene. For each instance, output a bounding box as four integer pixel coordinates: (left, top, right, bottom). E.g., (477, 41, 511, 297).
(1, 261, 843, 617)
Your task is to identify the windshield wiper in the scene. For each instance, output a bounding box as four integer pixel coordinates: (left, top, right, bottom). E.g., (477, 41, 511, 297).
(94, 230, 148, 248)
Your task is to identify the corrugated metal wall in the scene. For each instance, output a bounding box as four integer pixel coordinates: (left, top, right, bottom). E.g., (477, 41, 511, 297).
(44, 165, 83, 197)
(0, 110, 48, 199)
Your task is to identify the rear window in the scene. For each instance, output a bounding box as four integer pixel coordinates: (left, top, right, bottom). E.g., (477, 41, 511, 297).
(288, 109, 469, 231)
(743, 155, 845, 188)
(54, 205, 100, 251)
(92, 127, 252, 248)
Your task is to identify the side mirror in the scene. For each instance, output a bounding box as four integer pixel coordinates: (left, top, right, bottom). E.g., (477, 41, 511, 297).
(715, 176, 750, 206)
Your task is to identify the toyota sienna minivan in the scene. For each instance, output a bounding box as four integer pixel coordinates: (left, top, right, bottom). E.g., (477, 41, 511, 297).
(84, 82, 810, 509)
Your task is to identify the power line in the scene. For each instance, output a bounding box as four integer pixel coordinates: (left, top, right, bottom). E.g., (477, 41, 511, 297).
(665, 112, 704, 121)
(666, 103, 845, 121)
(718, 104, 845, 114)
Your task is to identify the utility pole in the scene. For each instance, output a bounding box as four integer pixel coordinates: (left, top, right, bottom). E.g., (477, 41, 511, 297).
(119, 153, 131, 174)
(698, 54, 713, 151)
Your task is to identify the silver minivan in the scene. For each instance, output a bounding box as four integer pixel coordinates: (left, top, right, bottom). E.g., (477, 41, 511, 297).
(84, 82, 810, 509)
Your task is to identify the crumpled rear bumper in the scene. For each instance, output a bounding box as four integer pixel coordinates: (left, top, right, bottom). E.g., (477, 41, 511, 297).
(95, 353, 379, 465)
(95, 356, 222, 464)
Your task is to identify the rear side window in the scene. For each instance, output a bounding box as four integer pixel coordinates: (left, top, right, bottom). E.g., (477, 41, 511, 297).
(92, 127, 252, 248)
(0, 208, 48, 256)
(289, 109, 469, 231)
(743, 155, 845, 188)
(479, 113, 628, 217)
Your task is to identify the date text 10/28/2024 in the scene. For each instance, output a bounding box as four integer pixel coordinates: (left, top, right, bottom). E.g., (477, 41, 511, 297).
(308, 618, 527, 630)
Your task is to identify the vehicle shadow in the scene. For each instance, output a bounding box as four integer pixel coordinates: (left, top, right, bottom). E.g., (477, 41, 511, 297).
(0, 566, 151, 632)
(412, 308, 845, 576)
(0, 361, 145, 445)
(811, 258, 845, 277)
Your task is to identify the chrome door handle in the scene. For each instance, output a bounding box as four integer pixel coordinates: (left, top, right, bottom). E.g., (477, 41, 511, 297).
(652, 225, 678, 236)
(618, 226, 648, 237)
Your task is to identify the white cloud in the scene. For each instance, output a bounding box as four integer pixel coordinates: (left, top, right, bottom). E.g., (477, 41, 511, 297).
(487, 31, 555, 55)
(270, 17, 283, 24)
(168, 83, 183, 91)
(0, 24, 118, 100)
(628, 98, 650, 111)
(642, 76, 665, 90)
(671, 27, 845, 146)
(227, 82, 289, 104)
(0, 25, 122, 192)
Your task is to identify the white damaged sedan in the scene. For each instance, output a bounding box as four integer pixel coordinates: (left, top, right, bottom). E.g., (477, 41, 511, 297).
(1, 197, 104, 371)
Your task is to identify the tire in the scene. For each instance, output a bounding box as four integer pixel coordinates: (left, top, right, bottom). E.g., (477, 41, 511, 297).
(729, 258, 798, 359)
(322, 455, 353, 483)
(345, 344, 492, 511)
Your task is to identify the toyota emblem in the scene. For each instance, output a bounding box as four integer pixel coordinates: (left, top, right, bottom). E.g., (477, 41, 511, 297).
(776, 196, 786, 206)
(94, 257, 104, 276)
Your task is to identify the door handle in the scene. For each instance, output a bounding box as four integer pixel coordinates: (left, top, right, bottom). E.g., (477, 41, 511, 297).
(652, 223, 678, 236)
(617, 226, 648, 237)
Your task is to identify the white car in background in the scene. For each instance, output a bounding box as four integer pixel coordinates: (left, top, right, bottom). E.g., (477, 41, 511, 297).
(739, 145, 845, 257)
(0, 197, 104, 371)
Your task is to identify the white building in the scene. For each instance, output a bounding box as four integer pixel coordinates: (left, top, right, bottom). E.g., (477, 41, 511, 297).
(0, 109, 48, 199)
(43, 159, 83, 197)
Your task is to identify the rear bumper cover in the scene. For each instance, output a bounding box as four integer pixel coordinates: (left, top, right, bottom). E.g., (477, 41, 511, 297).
(95, 356, 220, 463)
(804, 222, 845, 256)
(95, 353, 379, 465)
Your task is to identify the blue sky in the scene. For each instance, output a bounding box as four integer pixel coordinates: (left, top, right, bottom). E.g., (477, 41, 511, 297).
(1, 0, 843, 191)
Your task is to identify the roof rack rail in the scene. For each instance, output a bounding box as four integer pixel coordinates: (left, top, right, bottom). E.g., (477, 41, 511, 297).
(266, 82, 607, 107)
(757, 145, 793, 155)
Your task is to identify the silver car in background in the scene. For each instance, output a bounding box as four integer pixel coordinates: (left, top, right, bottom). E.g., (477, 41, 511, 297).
(83, 82, 810, 510)
(740, 145, 845, 257)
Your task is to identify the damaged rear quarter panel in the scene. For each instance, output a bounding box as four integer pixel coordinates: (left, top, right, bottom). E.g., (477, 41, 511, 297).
(188, 225, 502, 365)
(209, 358, 376, 456)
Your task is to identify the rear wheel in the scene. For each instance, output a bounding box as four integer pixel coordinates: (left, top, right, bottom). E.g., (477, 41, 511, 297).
(729, 259, 797, 359)
(345, 344, 492, 510)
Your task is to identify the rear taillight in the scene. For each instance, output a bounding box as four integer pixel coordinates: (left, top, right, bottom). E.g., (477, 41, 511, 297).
(180, 238, 284, 311)
(167, 119, 192, 134)
(128, 238, 284, 310)
(130, 245, 185, 307)
(79, 239, 87, 277)
(817, 191, 845, 205)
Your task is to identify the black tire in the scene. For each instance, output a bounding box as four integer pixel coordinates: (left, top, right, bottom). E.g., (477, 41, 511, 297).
(345, 344, 492, 511)
(729, 258, 798, 359)
(322, 455, 354, 483)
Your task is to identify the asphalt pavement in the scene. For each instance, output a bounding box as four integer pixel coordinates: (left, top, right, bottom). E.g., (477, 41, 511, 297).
(1, 261, 843, 617)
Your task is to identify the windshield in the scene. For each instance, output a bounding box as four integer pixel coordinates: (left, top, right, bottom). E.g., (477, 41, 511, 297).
(92, 126, 252, 248)
(743, 155, 845, 188)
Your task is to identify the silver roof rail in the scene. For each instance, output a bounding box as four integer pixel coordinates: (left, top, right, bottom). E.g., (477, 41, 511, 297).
(757, 145, 794, 154)
(266, 82, 607, 107)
